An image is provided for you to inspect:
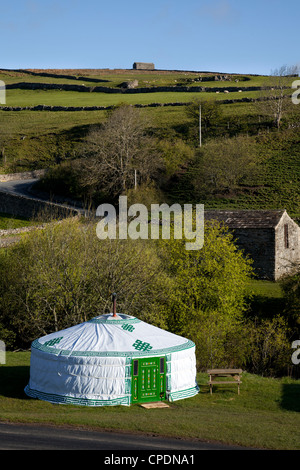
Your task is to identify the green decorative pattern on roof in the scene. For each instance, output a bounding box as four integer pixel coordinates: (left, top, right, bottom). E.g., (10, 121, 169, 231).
(31, 338, 195, 358)
(88, 316, 141, 325)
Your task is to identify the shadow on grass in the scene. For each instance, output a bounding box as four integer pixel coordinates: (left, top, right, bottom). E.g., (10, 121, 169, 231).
(280, 384, 300, 412)
(0, 366, 30, 399)
(247, 296, 286, 320)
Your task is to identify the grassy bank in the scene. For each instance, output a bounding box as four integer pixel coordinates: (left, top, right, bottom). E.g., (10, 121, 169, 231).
(0, 352, 299, 450)
(0, 212, 35, 230)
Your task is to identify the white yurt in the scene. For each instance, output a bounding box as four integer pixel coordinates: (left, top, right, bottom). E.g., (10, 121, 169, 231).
(25, 300, 199, 407)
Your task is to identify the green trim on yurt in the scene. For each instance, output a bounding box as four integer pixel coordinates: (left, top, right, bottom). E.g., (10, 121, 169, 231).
(165, 355, 172, 392)
(88, 316, 141, 325)
(24, 385, 131, 407)
(31, 338, 196, 358)
(168, 386, 199, 402)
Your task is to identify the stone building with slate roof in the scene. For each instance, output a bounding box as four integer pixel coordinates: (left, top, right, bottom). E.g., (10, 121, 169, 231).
(132, 62, 155, 70)
(205, 210, 300, 280)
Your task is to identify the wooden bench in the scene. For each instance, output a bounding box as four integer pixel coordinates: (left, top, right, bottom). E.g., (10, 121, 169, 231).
(207, 369, 242, 395)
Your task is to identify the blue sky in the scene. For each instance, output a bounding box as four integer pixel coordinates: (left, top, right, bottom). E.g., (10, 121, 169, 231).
(0, 0, 299, 75)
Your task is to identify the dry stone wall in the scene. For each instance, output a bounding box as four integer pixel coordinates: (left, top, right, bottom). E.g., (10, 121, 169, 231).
(232, 228, 276, 280)
(0, 96, 266, 113)
(6, 82, 265, 94)
(0, 191, 80, 220)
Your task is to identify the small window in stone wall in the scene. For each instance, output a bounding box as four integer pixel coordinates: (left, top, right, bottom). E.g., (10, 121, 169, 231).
(284, 224, 289, 249)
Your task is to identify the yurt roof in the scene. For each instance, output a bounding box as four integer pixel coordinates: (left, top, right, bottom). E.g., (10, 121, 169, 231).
(32, 314, 195, 358)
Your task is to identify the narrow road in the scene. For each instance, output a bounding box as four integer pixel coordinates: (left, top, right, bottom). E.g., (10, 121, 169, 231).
(0, 422, 250, 450)
(0, 178, 85, 215)
(0, 178, 40, 197)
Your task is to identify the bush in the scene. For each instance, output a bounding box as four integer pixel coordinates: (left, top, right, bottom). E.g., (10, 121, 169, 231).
(36, 160, 84, 201)
(244, 316, 292, 377)
(193, 135, 259, 196)
(0, 324, 16, 350)
(280, 265, 300, 337)
(0, 218, 169, 347)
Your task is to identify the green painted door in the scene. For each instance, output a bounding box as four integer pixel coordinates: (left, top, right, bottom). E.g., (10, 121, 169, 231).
(131, 357, 166, 403)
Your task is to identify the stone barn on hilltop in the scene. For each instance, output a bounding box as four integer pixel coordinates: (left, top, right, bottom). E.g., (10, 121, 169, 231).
(133, 62, 155, 70)
(205, 210, 300, 280)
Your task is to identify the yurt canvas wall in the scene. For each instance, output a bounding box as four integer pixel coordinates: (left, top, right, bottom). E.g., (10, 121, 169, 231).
(25, 314, 199, 406)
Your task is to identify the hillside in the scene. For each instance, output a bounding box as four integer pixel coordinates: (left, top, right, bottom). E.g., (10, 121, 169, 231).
(0, 68, 299, 219)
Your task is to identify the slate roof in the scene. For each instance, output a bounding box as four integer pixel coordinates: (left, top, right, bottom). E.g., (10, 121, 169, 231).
(204, 210, 286, 229)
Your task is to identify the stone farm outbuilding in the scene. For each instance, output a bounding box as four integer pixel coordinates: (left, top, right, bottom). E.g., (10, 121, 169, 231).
(205, 210, 300, 280)
(132, 62, 155, 70)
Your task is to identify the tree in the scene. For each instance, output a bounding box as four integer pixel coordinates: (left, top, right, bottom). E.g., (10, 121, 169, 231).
(245, 316, 291, 376)
(259, 64, 299, 129)
(78, 105, 164, 201)
(185, 99, 223, 144)
(186, 99, 223, 131)
(155, 137, 195, 177)
(193, 134, 258, 195)
(280, 263, 300, 336)
(162, 221, 253, 369)
(0, 218, 170, 347)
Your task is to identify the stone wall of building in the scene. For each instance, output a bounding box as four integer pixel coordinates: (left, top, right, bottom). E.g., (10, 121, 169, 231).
(275, 212, 300, 279)
(232, 228, 276, 280)
(133, 62, 155, 70)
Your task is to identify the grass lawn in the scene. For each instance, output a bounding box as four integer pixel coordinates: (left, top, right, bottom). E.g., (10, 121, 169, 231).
(0, 352, 299, 450)
(246, 280, 284, 299)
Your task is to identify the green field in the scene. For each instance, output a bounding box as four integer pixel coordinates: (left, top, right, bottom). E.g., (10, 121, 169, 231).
(1, 88, 264, 108)
(0, 352, 299, 450)
(0, 68, 298, 220)
(0, 69, 279, 88)
(0, 68, 293, 109)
